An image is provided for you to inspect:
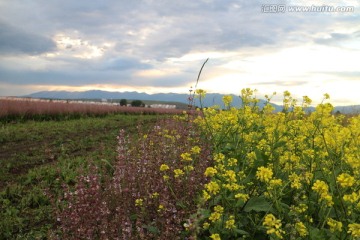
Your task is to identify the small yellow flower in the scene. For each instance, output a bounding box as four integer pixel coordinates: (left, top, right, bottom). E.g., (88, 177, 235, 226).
(173, 169, 184, 178)
(151, 192, 159, 198)
(225, 215, 236, 229)
(214, 153, 225, 162)
(343, 192, 359, 203)
(163, 175, 169, 181)
(235, 193, 249, 201)
(157, 204, 164, 212)
(225, 170, 237, 182)
(337, 173, 355, 188)
(214, 205, 224, 213)
(204, 167, 217, 177)
(263, 214, 284, 239)
(312, 180, 333, 206)
(190, 146, 201, 154)
(210, 233, 221, 240)
(289, 173, 302, 189)
(205, 181, 220, 195)
(222, 95, 233, 106)
(203, 190, 211, 201)
(180, 152, 192, 161)
(295, 222, 308, 237)
(256, 166, 273, 182)
(228, 158, 238, 166)
(348, 223, 360, 238)
(209, 212, 221, 222)
(203, 222, 210, 229)
(160, 164, 170, 171)
(183, 165, 194, 171)
(135, 198, 143, 207)
(327, 218, 343, 233)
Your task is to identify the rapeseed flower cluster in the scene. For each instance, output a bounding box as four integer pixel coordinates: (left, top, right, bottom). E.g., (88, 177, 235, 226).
(263, 214, 284, 239)
(192, 89, 360, 239)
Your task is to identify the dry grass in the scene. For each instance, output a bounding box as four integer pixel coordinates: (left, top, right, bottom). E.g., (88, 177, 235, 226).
(0, 99, 185, 120)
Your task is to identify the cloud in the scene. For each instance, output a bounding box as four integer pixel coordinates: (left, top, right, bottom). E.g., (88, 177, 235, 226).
(315, 31, 360, 46)
(103, 57, 152, 71)
(0, 0, 359, 105)
(0, 21, 56, 55)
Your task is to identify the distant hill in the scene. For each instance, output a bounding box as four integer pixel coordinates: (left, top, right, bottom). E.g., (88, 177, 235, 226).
(24, 90, 281, 110)
(24, 90, 359, 113)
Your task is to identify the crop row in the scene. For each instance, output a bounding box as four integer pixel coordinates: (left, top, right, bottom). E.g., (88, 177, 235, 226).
(0, 99, 185, 122)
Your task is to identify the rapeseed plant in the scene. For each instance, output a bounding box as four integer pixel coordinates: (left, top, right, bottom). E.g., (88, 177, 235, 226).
(193, 89, 360, 239)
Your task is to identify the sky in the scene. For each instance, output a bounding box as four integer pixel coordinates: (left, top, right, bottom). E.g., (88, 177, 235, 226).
(0, 0, 359, 106)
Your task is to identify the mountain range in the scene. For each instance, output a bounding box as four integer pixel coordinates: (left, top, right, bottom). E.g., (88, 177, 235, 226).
(24, 90, 360, 114)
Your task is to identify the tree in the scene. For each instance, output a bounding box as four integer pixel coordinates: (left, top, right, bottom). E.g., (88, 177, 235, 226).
(120, 99, 127, 106)
(131, 100, 145, 107)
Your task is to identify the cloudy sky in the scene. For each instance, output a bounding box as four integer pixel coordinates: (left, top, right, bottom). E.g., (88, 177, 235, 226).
(0, 0, 359, 105)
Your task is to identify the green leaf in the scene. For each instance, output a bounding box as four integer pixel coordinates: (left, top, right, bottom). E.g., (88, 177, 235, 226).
(144, 225, 159, 234)
(234, 229, 250, 235)
(309, 227, 327, 240)
(244, 196, 272, 212)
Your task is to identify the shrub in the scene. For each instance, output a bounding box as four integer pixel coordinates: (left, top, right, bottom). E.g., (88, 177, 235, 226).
(131, 100, 145, 107)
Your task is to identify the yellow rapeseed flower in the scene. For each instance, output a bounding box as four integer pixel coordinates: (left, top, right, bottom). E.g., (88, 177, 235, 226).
(210, 233, 221, 240)
(263, 214, 284, 239)
(151, 192, 159, 199)
(173, 169, 184, 178)
(227, 158, 238, 166)
(203, 190, 211, 201)
(289, 173, 302, 189)
(195, 89, 206, 98)
(135, 198, 143, 207)
(204, 167, 217, 177)
(160, 164, 170, 171)
(327, 218, 343, 233)
(312, 180, 334, 206)
(295, 222, 308, 237)
(203, 222, 210, 229)
(183, 165, 194, 171)
(225, 170, 237, 182)
(256, 166, 273, 183)
(343, 192, 359, 203)
(337, 173, 355, 188)
(209, 212, 221, 222)
(235, 193, 249, 201)
(190, 146, 201, 154)
(209, 205, 224, 223)
(348, 223, 360, 238)
(214, 153, 225, 162)
(225, 215, 236, 229)
(205, 181, 220, 195)
(157, 204, 164, 212)
(180, 152, 192, 161)
(222, 95, 233, 106)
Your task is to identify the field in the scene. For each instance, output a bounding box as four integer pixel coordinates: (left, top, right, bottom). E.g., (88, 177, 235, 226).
(1, 91, 360, 239)
(0, 113, 164, 238)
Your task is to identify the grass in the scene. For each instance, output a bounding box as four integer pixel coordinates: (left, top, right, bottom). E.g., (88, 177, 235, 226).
(0, 113, 161, 239)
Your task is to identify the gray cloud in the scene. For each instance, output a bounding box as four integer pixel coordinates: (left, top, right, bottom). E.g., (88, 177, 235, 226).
(315, 31, 360, 45)
(0, 21, 56, 55)
(0, 0, 359, 94)
(102, 57, 152, 71)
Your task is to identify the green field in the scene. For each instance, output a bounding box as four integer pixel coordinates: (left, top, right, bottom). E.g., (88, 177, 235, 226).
(0, 114, 160, 239)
